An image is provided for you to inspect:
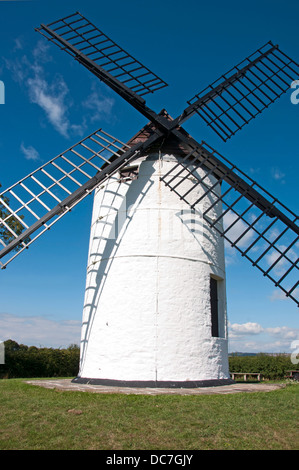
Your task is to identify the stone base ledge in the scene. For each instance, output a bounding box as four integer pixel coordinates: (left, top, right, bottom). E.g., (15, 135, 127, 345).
(71, 376, 235, 388)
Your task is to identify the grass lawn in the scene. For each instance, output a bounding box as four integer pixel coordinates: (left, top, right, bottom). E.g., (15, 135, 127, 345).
(0, 378, 298, 450)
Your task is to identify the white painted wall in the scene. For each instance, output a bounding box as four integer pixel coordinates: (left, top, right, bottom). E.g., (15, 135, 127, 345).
(78, 152, 230, 383)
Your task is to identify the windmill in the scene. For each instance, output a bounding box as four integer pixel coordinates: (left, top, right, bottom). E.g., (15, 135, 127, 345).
(1, 12, 298, 387)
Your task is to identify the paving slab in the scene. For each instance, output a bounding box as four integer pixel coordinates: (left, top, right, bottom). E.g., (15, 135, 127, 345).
(25, 379, 285, 395)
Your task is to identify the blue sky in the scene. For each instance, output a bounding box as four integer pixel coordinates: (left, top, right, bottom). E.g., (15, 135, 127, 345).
(0, 0, 298, 353)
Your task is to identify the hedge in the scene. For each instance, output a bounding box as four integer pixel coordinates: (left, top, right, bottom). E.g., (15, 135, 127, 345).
(229, 353, 294, 380)
(0, 340, 80, 379)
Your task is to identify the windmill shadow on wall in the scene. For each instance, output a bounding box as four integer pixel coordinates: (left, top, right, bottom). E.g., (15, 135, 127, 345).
(80, 161, 155, 372)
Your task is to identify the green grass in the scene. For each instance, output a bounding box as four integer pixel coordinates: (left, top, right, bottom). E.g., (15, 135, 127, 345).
(0, 379, 298, 450)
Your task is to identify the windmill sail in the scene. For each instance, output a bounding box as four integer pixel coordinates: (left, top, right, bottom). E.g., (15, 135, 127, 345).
(161, 141, 299, 305)
(0, 128, 157, 269)
(36, 12, 168, 105)
(175, 42, 299, 141)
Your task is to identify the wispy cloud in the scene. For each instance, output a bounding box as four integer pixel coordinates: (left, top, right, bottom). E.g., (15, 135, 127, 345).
(228, 322, 298, 340)
(13, 37, 23, 51)
(83, 86, 114, 123)
(0, 312, 81, 348)
(224, 211, 256, 249)
(5, 40, 113, 138)
(5, 41, 73, 137)
(229, 322, 263, 335)
(266, 326, 297, 340)
(249, 167, 260, 176)
(228, 321, 299, 353)
(270, 287, 299, 302)
(223, 210, 257, 264)
(265, 244, 297, 276)
(270, 289, 289, 302)
(271, 167, 286, 184)
(27, 71, 71, 137)
(20, 142, 40, 161)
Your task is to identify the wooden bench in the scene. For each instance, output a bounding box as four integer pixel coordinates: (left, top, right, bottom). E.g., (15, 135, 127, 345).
(230, 372, 262, 382)
(285, 370, 299, 380)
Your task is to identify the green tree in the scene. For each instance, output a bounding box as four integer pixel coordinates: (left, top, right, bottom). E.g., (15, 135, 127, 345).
(0, 183, 30, 250)
(4, 340, 28, 352)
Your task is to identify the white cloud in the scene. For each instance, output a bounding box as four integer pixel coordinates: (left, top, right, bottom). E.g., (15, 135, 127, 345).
(82, 82, 114, 123)
(229, 322, 263, 335)
(271, 167, 286, 183)
(265, 326, 297, 340)
(14, 37, 23, 52)
(265, 244, 297, 276)
(269, 289, 288, 302)
(249, 167, 260, 176)
(5, 42, 72, 137)
(224, 215, 257, 266)
(27, 72, 71, 137)
(20, 142, 40, 161)
(228, 321, 299, 353)
(32, 40, 52, 63)
(5, 40, 112, 138)
(4, 54, 27, 83)
(267, 227, 281, 242)
(223, 211, 256, 249)
(0, 312, 81, 348)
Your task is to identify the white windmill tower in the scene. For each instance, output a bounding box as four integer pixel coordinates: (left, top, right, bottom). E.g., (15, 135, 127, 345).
(78, 117, 229, 386)
(0, 12, 298, 387)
